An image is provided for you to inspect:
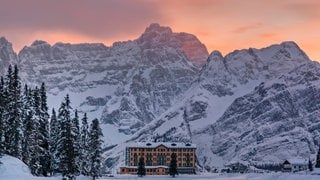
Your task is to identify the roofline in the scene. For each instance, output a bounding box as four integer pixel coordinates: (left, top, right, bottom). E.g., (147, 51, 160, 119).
(127, 142, 196, 149)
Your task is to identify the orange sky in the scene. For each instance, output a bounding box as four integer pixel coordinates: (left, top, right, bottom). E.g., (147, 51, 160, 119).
(0, 0, 319, 61)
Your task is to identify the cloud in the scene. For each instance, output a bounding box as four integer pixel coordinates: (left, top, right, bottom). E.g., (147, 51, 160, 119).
(0, 0, 163, 39)
(232, 23, 263, 34)
(260, 32, 278, 39)
(0, 0, 319, 61)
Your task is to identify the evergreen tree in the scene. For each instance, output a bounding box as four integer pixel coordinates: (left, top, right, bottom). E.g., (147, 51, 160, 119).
(21, 85, 33, 165)
(309, 159, 313, 172)
(0, 77, 5, 160)
(28, 86, 51, 176)
(18, 86, 43, 175)
(169, 153, 178, 177)
(38, 83, 51, 176)
(3, 65, 22, 158)
(137, 157, 146, 177)
(316, 147, 320, 168)
(71, 109, 81, 175)
(57, 94, 77, 179)
(49, 108, 59, 174)
(88, 118, 103, 180)
(80, 113, 90, 176)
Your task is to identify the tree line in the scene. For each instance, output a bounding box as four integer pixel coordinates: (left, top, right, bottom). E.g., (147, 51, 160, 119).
(0, 65, 103, 180)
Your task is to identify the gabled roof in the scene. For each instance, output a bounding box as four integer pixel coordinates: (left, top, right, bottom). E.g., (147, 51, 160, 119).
(127, 142, 196, 149)
(285, 158, 308, 165)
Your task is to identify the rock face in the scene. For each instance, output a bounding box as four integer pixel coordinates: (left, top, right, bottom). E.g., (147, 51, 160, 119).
(0, 37, 17, 75)
(0, 24, 319, 173)
(119, 41, 320, 171)
(17, 23, 209, 135)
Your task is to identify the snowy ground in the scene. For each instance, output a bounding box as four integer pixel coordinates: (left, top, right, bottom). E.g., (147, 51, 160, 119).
(100, 173, 320, 180)
(1, 155, 320, 180)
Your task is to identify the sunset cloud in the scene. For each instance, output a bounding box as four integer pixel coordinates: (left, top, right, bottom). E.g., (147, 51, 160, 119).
(0, 0, 319, 61)
(232, 23, 263, 34)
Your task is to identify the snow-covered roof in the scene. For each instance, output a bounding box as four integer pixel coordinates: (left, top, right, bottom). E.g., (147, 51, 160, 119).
(121, 166, 169, 169)
(127, 142, 196, 149)
(286, 158, 308, 165)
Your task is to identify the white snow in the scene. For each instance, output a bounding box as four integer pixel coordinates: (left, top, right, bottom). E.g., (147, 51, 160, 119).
(0, 155, 319, 180)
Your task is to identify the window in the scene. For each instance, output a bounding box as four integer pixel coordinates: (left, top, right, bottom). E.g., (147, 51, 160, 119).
(146, 154, 152, 166)
(157, 154, 166, 165)
(133, 154, 138, 166)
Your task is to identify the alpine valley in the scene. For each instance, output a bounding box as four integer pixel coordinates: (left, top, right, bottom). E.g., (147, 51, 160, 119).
(0, 23, 319, 172)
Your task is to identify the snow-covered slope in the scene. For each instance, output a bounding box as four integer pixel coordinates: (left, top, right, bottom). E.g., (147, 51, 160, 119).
(0, 155, 45, 179)
(17, 23, 208, 139)
(1, 25, 319, 173)
(110, 41, 320, 171)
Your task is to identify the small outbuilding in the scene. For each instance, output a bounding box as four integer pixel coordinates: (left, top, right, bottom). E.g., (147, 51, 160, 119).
(282, 159, 308, 172)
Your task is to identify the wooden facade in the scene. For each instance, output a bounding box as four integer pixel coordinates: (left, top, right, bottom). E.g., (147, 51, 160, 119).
(120, 142, 196, 175)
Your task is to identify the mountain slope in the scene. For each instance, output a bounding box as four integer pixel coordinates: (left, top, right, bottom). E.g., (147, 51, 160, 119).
(0, 37, 18, 75)
(16, 23, 208, 138)
(113, 41, 320, 171)
(0, 25, 319, 173)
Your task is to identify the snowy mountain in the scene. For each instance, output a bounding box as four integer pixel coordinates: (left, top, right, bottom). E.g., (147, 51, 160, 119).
(0, 37, 18, 75)
(0, 24, 319, 173)
(16, 23, 208, 137)
(111, 41, 320, 171)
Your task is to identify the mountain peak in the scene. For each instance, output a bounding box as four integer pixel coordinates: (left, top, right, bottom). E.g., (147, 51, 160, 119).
(0, 37, 9, 44)
(208, 50, 224, 60)
(0, 37, 17, 74)
(144, 23, 172, 34)
(138, 23, 208, 67)
(280, 41, 299, 48)
(31, 40, 50, 46)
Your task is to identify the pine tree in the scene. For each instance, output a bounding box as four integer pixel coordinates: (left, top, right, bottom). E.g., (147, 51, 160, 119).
(21, 85, 33, 165)
(169, 153, 178, 177)
(49, 108, 59, 174)
(0, 77, 5, 160)
(38, 83, 51, 176)
(29, 87, 42, 176)
(88, 118, 103, 180)
(80, 113, 90, 176)
(57, 94, 77, 179)
(316, 147, 320, 168)
(71, 109, 81, 175)
(3, 65, 22, 158)
(309, 159, 313, 171)
(137, 157, 146, 177)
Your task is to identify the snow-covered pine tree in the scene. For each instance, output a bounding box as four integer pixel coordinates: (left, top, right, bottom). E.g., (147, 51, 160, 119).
(3, 65, 22, 158)
(38, 83, 51, 176)
(169, 153, 178, 177)
(0, 77, 4, 159)
(80, 113, 90, 176)
(21, 85, 33, 165)
(71, 109, 81, 175)
(57, 94, 77, 179)
(29, 87, 43, 176)
(316, 146, 320, 168)
(137, 157, 146, 177)
(49, 108, 59, 174)
(88, 118, 103, 180)
(309, 158, 313, 171)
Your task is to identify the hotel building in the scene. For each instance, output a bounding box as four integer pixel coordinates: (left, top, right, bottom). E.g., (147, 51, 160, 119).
(120, 142, 196, 175)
